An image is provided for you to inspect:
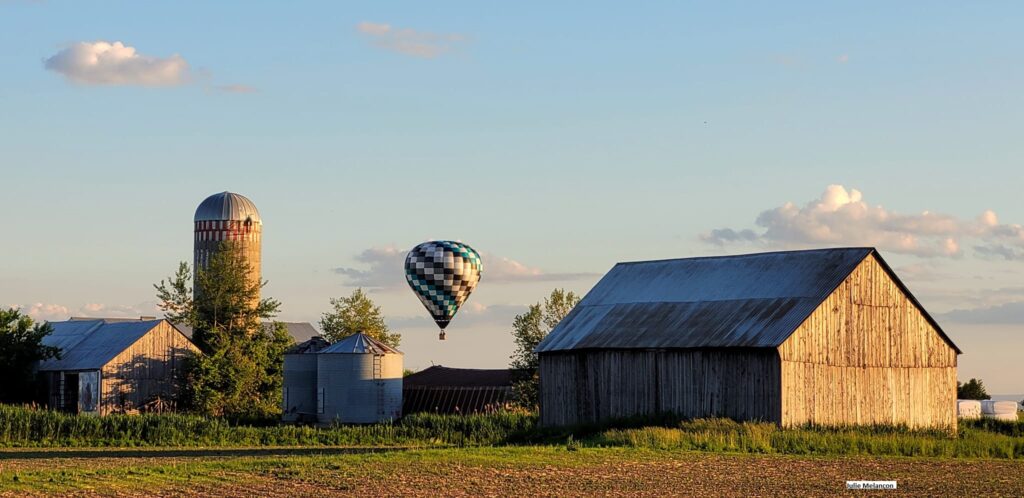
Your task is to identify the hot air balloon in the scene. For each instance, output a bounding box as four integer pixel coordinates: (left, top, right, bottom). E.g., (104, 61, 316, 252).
(405, 241, 483, 340)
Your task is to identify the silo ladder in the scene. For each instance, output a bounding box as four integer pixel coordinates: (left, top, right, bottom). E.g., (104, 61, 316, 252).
(373, 355, 385, 418)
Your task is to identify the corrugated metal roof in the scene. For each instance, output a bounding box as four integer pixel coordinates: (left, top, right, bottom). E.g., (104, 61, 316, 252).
(40, 319, 164, 371)
(285, 336, 330, 354)
(319, 332, 402, 355)
(403, 366, 520, 388)
(194, 191, 261, 223)
(537, 248, 874, 352)
(276, 322, 318, 342)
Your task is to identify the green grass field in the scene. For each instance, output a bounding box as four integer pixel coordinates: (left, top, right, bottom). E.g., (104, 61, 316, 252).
(1, 406, 1023, 496)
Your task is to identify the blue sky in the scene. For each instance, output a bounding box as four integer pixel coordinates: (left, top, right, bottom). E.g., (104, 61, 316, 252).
(1, 1, 1022, 392)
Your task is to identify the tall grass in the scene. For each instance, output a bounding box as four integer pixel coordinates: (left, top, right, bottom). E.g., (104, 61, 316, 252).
(0, 405, 537, 448)
(2, 404, 1022, 459)
(593, 417, 1024, 459)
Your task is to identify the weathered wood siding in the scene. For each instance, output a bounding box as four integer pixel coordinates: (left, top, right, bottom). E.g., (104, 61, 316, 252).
(539, 349, 780, 427)
(778, 255, 958, 429)
(100, 322, 199, 414)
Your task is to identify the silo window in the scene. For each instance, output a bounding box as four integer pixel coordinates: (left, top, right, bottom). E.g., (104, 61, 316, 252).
(283, 388, 289, 409)
(317, 388, 325, 414)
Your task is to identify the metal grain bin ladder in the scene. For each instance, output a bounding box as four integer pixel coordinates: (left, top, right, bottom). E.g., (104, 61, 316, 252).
(373, 354, 385, 418)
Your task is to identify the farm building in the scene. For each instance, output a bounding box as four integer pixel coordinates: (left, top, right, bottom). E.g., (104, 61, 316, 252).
(40, 318, 199, 415)
(281, 332, 403, 425)
(536, 248, 960, 429)
(403, 366, 520, 415)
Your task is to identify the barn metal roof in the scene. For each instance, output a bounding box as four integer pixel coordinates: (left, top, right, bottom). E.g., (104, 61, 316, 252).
(285, 336, 330, 354)
(319, 332, 402, 355)
(39, 319, 164, 371)
(194, 191, 261, 223)
(403, 366, 520, 388)
(536, 247, 959, 353)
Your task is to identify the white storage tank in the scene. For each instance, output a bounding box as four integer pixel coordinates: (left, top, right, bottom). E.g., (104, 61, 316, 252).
(282, 336, 330, 423)
(316, 333, 403, 425)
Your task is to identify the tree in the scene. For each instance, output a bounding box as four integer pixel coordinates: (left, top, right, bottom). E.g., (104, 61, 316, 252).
(957, 378, 991, 400)
(320, 288, 400, 347)
(154, 241, 292, 419)
(509, 288, 581, 408)
(0, 308, 61, 403)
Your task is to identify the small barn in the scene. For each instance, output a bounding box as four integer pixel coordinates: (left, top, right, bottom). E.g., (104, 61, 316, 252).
(403, 366, 519, 415)
(40, 318, 199, 415)
(536, 248, 960, 429)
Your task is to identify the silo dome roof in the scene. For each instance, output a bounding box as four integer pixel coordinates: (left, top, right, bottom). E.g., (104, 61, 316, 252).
(194, 191, 261, 222)
(320, 333, 402, 355)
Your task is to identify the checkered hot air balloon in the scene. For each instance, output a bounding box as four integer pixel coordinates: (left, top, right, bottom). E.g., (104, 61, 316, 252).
(405, 241, 483, 340)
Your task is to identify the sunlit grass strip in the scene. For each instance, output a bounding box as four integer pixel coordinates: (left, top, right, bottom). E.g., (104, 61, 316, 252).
(592, 418, 1024, 459)
(1, 404, 1022, 459)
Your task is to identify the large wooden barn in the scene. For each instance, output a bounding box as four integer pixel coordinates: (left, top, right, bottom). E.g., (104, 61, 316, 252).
(40, 318, 199, 415)
(536, 248, 960, 429)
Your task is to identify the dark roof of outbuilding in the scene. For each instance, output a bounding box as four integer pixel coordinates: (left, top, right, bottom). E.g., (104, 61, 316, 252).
(536, 247, 959, 353)
(40, 319, 168, 371)
(403, 366, 520, 388)
(285, 336, 330, 354)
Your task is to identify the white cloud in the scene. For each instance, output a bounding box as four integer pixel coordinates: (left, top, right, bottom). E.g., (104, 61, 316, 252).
(702, 185, 1024, 259)
(44, 41, 189, 86)
(387, 302, 528, 329)
(13, 303, 70, 322)
(76, 302, 161, 318)
(939, 301, 1024, 325)
(11, 301, 160, 322)
(332, 245, 598, 290)
(356, 21, 466, 59)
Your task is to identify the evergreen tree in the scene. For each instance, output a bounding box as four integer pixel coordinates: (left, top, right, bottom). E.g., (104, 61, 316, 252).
(509, 288, 580, 408)
(0, 308, 60, 403)
(319, 288, 400, 347)
(957, 378, 991, 400)
(154, 241, 292, 419)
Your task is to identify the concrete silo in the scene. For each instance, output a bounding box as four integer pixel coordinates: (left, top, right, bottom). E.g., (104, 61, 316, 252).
(282, 336, 330, 423)
(193, 191, 262, 300)
(316, 333, 403, 425)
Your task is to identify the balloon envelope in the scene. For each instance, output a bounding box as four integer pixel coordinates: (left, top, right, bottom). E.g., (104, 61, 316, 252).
(405, 241, 483, 330)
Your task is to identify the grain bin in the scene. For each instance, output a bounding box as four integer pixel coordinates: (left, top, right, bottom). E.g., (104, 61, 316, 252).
(282, 336, 330, 423)
(316, 333, 402, 425)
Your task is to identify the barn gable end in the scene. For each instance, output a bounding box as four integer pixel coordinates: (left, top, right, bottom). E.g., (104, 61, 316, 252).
(778, 254, 958, 429)
(100, 320, 200, 415)
(537, 248, 960, 429)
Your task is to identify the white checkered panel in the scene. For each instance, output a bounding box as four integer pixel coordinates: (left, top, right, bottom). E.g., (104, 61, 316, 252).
(405, 241, 483, 329)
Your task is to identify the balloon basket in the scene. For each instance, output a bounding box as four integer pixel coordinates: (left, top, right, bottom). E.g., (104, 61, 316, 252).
(439, 330, 446, 341)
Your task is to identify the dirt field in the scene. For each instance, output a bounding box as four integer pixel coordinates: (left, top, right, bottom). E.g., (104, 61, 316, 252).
(1, 446, 1023, 497)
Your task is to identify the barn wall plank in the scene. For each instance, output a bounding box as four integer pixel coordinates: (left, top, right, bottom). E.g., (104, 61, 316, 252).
(540, 349, 780, 427)
(777, 255, 958, 430)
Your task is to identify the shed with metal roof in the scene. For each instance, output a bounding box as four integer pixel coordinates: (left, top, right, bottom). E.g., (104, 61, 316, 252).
(402, 366, 522, 415)
(40, 319, 199, 415)
(537, 248, 960, 430)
